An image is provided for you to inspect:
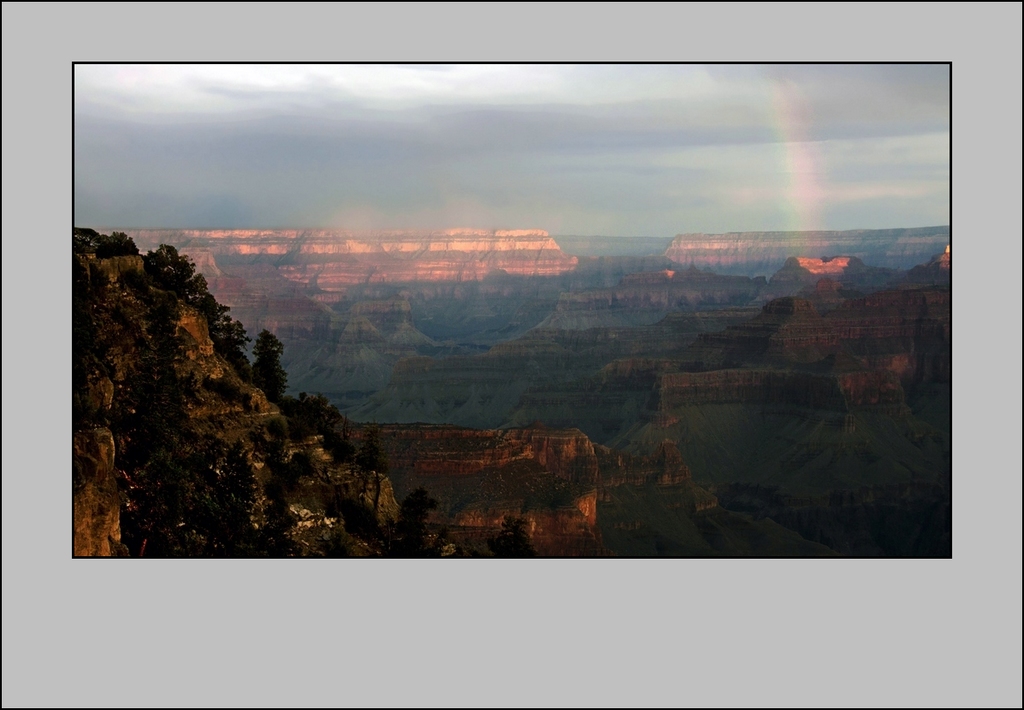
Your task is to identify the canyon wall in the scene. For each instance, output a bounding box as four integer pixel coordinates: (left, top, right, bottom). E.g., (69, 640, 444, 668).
(825, 287, 951, 389)
(654, 369, 906, 413)
(354, 309, 758, 429)
(124, 229, 579, 286)
(367, 422, 833, 556)
(369, 423, 606, 555)
(538, 267, 766, 329)
(765, 256, 899, 300)
(664, 227, 949, 276)
(73, 427, 127, 557)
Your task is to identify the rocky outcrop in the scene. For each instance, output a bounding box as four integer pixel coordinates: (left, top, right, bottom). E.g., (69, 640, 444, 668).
(360, 423, 607, 554)
(73, 428, 128, 557)
(84, 254, 145, 283)
(795, 279, 863, 314)
(904, 245, 951, 285)
(374, 423, 600, 486)
(447, 500, 605, 557)
(664, 227, 949, 276)
(179, 247, 223, 278)
(766, 256, 898, 298)
(825, 287, 951, 389)
(686, 297, 840, 366)
(596, 440, 699, 489)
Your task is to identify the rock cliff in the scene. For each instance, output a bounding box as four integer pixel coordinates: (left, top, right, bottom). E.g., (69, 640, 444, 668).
(664, 226, 949, 276)
(72, 243, 401, 557)
(904, 245, 951, 285)
(362, 423, 834, 556)
(73, 428, 128, 557)
(124, 229, 579, 286)
(537, 266, 765, 330)
(766, 256, 899, 299)
(682, 296, 842, 368)
(354, 309, 758, 429)
(368, 423, 606, 555)
(825, 286, 951, 390)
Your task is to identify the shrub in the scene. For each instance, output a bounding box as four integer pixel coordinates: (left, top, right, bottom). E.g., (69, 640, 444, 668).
(265, 416, 289, 440)
(487, 516, 537, 557)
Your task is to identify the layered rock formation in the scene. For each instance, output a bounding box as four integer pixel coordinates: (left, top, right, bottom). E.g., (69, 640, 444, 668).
(825, 287, 951, 390)
(685, 297, 841, 367)
(654, 369, 906, 413)
(368, 423, 833, 556)
(73, 428, 127, 556)
(499, 278, 950, 508)
(370, 423, 606, 555)
(765, 256, 899, 299)
(537, 266, 766, 330)
(125, 229, 579, 286)
(634, 286, 947, 497)
(378, 424, 600, 485)
(794, 279, 862, 314)
(354, 309, 758, 429)
(904, 245, 951, 285)
(664, 226, 949, 276)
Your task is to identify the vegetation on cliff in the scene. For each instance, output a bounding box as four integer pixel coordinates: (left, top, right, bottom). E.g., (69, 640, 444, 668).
(71, 229, 422, 557)
(488, 516, 538, 557)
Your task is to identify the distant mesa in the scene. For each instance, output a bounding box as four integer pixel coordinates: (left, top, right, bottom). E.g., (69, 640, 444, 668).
(794, 256, 853, 275)
(120, 228, 577, 286)
(663, 226, 950, 276)
(766, 255, 898, 300)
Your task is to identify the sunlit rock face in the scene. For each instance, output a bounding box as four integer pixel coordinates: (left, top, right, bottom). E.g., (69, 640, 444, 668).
(905, 246, 951, 285)
(73, 428, 127, 557)
(766, 256, 899, 298)
(366, 423, 724, 556)
(124, 229, 578, 286)
(795, 257, 853, 274)
(664, 227, 949, 276)
(365, 423, 606, 556)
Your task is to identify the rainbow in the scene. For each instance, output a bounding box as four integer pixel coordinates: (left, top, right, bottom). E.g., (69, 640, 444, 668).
(771, 79, 826, 240)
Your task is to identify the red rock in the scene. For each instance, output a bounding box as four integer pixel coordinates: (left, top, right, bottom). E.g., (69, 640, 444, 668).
(124, 229, 578, 286)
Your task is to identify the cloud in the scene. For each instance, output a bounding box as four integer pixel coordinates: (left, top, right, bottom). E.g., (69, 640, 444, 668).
(73, 64, 950, 235)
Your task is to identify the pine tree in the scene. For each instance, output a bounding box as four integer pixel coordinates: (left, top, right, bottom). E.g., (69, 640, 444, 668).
(356, 423, 389, 513)
(391, 487, 438, 557)
(252, 329, 287, 403)
(487, 516, 537, 557)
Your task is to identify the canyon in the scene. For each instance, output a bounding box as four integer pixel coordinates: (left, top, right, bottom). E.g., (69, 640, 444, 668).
(78, 227, 951, 556)
(115, 228, 936, 412)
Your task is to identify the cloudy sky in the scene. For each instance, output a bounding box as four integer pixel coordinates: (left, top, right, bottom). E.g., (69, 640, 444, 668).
(74, 64, 949, 236)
